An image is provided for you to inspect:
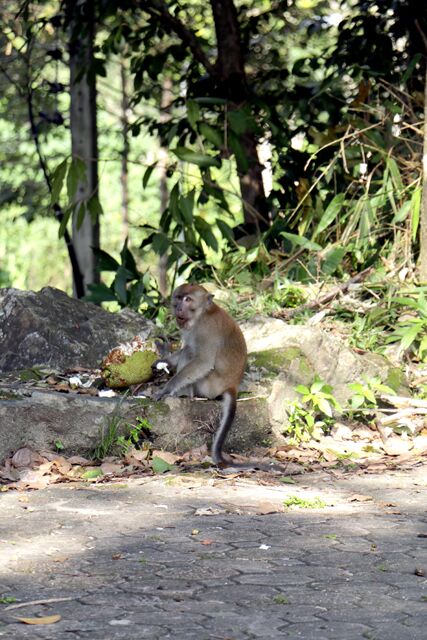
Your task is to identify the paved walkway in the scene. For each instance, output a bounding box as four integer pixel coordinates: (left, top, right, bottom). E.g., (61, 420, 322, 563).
(0, 463, 426, 639)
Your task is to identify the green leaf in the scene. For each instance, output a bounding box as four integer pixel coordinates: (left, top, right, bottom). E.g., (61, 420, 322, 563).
(169, 183, 180, 220)
(93, 248, 120, 272)
(411, 187, 421, 241)
(76, 202, 87, 230)
(194, 217, 218, 251)
(199, 122, 223, 148)
(313, 194, 345, 238)
(87, 195, 103, 222)
(392, 200, 411, 224)
(350, 394, 365, 409)
(295, 384, 310, 395)
(387, 157, 403, 193)
(321, 246, 347, 275)
(280, 232, 322, 251)
(228, 109, 252, 135)
(58, 206, 73, 238)
(84, 283, 117, 303)
(317, 398, 332, 417)
(179, 190, 195, 225)
(51, 159, 68, 204)
(216, 219, 234, 242)
(151, 456, 174, 474)
(152, 233, 170, 255)
(228, 133, 249, 172)
(187, 100, 200, 130)
(113, 265, 130, 305)
(172, 147, 221, 169)
(142, 163, 157, 189)
(82, 468, 103, 479)
(400, 324, 421, 351)
(67, 158, 86, 202)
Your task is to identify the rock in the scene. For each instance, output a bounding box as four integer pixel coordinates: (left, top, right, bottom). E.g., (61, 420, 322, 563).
(330, 423, 353, 441)
(0, 287, 153, 372)
(0, 389, 270, 463)
(382, 437, 413, 456)
(413, 435, 427, 454)
(242, 317, 409, 407)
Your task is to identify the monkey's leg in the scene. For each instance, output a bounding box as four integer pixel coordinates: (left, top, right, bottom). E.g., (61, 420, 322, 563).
(211, 389, 236, 465)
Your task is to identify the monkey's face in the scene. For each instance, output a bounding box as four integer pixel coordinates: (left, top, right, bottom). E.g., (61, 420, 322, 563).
(172, 284, 213, 330)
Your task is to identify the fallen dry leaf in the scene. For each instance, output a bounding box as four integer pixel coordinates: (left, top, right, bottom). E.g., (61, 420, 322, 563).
(66, 456, 91, 466)
(12, 448, 45, 469)
(256, 501, 284, 515)
(52, 555, 69, 563)
(100, 462, 124, 476)
(16, 615, 61, 625)
(17, 469, 51, 490)
(151, 450, 180, 465)
(349, 494, 374, 502)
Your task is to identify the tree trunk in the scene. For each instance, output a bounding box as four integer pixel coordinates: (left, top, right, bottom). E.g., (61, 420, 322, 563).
(158, 77, 173, 297)
(69, 0, 100, 297)
(120, 60, 130, 241)
(210, 0, 269, 236)
(419, 57, 427, 282)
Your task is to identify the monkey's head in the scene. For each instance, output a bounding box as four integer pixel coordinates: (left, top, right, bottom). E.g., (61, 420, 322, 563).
(171, 284, 214, 330)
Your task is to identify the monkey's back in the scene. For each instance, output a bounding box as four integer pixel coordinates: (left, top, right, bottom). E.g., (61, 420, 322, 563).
(194, 303, 247, 398)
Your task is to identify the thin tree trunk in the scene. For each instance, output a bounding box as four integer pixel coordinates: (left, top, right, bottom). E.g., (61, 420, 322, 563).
(120, 60, 130, 241)
(210, 0, 269, 236)
(69, 0, 100, 297)
(158, 77, 173, 297)
(419, 56, 427, 282)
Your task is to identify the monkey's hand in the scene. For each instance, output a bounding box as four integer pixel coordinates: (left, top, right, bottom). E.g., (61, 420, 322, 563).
(151, 359, 171, 377)
(153, 384, 178, 401)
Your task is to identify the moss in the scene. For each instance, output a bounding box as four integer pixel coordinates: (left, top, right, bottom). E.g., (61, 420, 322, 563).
(386, 367, 409, 394)
(250, 347, 311, 380)
(0, 389, 21, 400)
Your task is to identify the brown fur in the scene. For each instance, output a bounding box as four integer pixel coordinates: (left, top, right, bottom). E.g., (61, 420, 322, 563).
(154, 283, 247, 463)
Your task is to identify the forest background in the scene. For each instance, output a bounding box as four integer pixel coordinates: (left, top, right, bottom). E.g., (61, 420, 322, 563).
(0, 0, 426, 375)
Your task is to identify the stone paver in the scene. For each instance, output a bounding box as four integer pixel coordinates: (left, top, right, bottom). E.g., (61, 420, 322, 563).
(0, 464, 426, 639)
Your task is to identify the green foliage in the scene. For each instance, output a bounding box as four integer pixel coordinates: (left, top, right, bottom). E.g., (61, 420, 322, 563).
(84, 241, 160, 316)
(386, 291, 427, 361)
(0, 596, 18, 604)
(283, 495, 327, 509)
(348, 378, 396, 411)
(93, 415, 124, 460)
(151, 455, 175, 474)
(93, 414, 152, 460)
(116, 417, 152, 455)
(283, 376, 341, 442)
(295, 376, 341, 418)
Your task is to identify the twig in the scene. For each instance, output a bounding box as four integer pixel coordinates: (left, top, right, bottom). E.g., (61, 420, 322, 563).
(5, 597, 74, 611)
(379, 408, 427, 427)
(273, 267, 374, 319)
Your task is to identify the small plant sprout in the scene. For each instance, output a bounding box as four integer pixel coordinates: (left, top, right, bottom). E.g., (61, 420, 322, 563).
(283, 495, 327, 509)
(283, 376, 341, 442)
(348, 377, 395, 412)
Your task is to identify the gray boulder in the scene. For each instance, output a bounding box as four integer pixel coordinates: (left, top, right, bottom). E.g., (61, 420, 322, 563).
(0, 287, 153, 372)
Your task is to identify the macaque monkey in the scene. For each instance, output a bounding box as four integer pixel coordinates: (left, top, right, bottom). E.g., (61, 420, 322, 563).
(154, 283, 247, 465)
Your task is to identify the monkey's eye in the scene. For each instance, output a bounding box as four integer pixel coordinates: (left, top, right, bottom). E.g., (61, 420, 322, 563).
(183, 295, 192, 303)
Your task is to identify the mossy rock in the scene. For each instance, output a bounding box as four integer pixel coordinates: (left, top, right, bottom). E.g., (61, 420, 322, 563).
(101, 350, 157, 388)
(249, 347, 311, 380)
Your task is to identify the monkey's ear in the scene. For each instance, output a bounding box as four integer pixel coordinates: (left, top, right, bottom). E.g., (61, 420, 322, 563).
(207, 293, 214, 307)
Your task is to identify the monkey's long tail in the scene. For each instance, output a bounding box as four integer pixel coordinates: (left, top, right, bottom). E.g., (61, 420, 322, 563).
(211, 388, 236, 465)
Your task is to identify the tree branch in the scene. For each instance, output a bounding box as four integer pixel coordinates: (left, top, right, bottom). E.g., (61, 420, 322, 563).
(138, 0, 216, 76)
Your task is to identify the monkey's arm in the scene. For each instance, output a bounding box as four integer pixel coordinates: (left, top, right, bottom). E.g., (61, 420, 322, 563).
(153, 356, 215, 400)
